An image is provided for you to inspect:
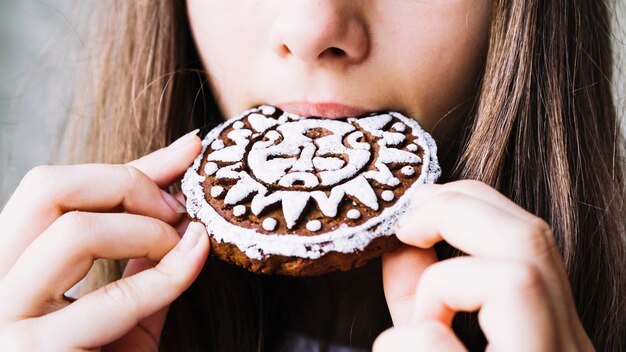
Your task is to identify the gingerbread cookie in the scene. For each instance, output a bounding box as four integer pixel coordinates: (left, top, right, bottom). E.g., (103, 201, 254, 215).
(182, 105, 440, 276)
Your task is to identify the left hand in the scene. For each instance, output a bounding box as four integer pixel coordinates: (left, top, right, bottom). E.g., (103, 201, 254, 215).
(374, 180, 594, 351)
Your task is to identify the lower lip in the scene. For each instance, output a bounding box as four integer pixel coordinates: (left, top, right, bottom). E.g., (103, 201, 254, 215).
(277, 103, 371, 119)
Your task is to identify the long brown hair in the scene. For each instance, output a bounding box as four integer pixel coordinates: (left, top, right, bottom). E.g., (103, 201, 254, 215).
(64, 0, 626, 350)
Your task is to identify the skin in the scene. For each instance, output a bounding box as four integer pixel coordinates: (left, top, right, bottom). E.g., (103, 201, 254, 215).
(0, 0, 594, 350)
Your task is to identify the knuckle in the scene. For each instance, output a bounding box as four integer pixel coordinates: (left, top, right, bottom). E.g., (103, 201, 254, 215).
(147, 218, 171, 240)
(19, 165, 58, 196)
(119, 164, 148, 189)
(435, 190, 466, 205)
(102, 279, 144, 312)
(22, 165, 54, 185)
(504, 261, 544, 293)
(56, 212, 94, 241)
(516, 218, 554, 256)
(452, 179, 489, 191)
(417, 264, 440, 287)
(153, 261, 185, 288)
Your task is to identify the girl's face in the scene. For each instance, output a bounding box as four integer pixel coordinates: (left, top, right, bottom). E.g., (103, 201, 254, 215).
(187, 0, 491, 137)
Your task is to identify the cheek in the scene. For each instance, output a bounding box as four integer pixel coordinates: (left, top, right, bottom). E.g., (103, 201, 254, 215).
(186, 0, 269, 114)
(384, 2, 491, 130)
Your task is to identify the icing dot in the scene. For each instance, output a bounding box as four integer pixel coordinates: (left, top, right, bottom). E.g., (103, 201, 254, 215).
(306, 220, 322, 232)
(347, 209, 361, 220)
(406, 144, 418, 152)
(233, 121, 244, 129)
(392, 122, 406, 132)
(210, 186, 224, 198)
(233, 205, 246, 217)
(381, 190, 395, 202)
(211, 140, 224, 150)
(262, 106, 276, 115)
(204, 162, 218, 176)
(262, 218, 277, 231)
(401, 166, 415, 176)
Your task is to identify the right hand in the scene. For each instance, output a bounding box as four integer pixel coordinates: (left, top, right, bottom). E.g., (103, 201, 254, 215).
(0, 130, 210, 351)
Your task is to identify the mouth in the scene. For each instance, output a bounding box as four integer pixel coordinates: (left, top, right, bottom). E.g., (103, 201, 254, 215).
(276, 102, 373, 119)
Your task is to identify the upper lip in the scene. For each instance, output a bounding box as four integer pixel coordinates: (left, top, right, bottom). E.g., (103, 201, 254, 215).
(276, 102, 373, 119)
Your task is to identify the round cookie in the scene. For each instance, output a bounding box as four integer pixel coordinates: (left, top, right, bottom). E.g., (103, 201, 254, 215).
(182, 105, 441, 276)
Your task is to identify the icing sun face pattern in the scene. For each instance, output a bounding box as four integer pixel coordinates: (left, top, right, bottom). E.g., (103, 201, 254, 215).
(182, 106, 441, 262)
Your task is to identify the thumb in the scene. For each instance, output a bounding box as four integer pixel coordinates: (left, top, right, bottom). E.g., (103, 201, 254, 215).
(41, 222, 210, 349)
(126, 129, 202, 188)
(382, 245, 437, 326)
(119, 258, 169, 343)
(116, 208, 193, 343)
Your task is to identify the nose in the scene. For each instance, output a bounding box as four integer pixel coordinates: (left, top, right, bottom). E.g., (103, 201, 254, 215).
(270, 1, 370, 64)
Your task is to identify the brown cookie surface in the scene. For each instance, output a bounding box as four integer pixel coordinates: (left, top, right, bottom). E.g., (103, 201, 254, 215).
(182, 105, 440, 276)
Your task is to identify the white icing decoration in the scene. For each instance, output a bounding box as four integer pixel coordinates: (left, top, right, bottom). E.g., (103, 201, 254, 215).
(233, 205, 246, 216)
(353, 114, 392, 135)
(282, 192, 310, 229)
(392, 122, 406, 132)
(211, 140, 224, 150)
(215, 162, 241, 179)
(224, 173, 266, 205)
(262, 217, 277, 231)
(251, 191, 283, 215)
(406, 144, 418, 152)
(233, 121, 244, 129)
(248, 119, 369, 188)
(210, 186, 224, 198)
(313, 156, 344, 171)
(261, 105, 276, 115)
(278, 172, 319, 188)
(381, 190, 395, 202)
(249, 113, 278, 133)
(182, 106, 441, 260)
(306, 220, 322, 232)
(347, 209, 361, 220)
(204, 162, 218, 175)
(401, 165, 415, 176)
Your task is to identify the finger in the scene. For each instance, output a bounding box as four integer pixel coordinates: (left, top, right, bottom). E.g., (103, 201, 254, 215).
(35, 222, 209, 349)
(126, 129, 201, 188)
(106, 258, 169, 350)
(395, 190, 557, 263)
(395, 189, 580, 340)
(411, 257, 558, 352)
(1, 212, 181, 319)
(408, 180, 536, 222)
(373, 323, 466, 352)
(381, 245, 437, 326)
(0, 165, 186, 278)
(0, 131, 199, 277)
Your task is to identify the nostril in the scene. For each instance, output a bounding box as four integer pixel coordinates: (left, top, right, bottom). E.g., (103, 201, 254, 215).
(278, 44, 292, 56)
(325, 47, 346, 58)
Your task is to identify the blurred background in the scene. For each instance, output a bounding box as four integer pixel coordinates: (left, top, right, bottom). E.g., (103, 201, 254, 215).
(1, 1, 626, 207)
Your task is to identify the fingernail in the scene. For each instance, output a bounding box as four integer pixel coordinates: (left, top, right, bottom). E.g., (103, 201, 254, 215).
(160, 189, 187, 214)
(177, 222, 204, 252)
(167, 129, 200, 150)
